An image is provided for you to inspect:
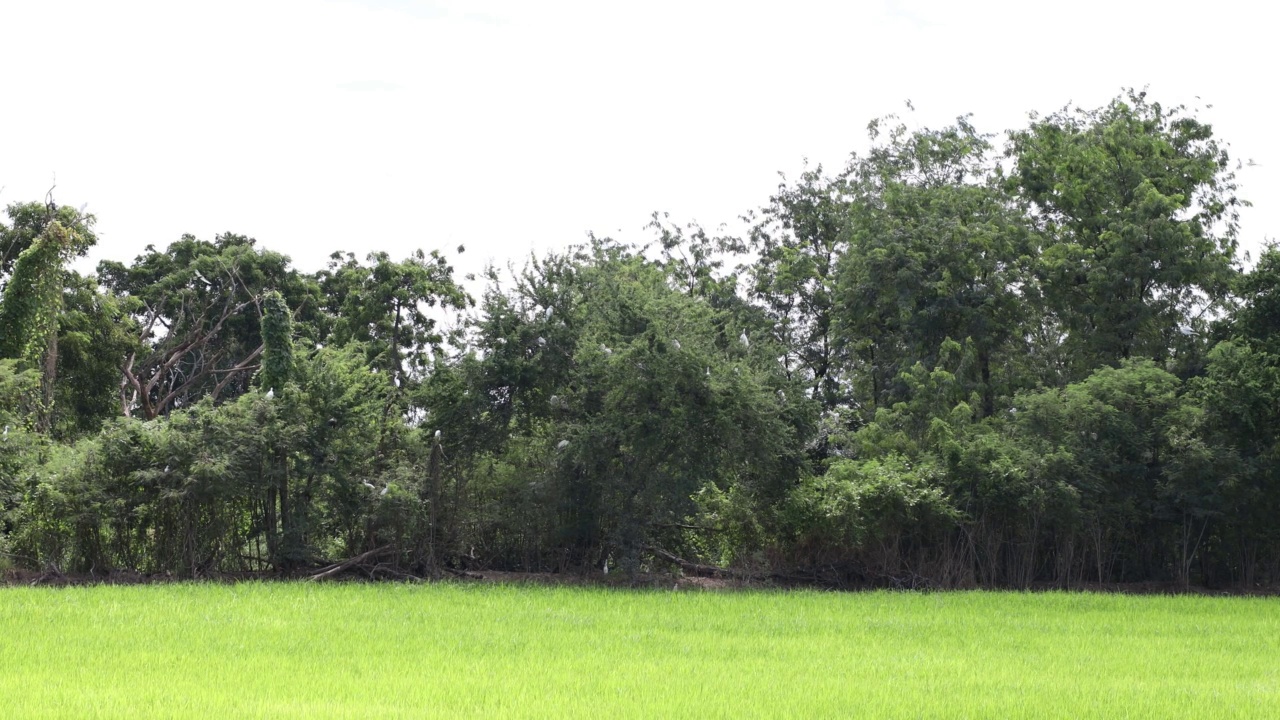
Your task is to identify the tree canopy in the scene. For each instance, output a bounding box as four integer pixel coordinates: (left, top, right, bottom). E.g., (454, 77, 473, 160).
(2, 91, 1276, 590)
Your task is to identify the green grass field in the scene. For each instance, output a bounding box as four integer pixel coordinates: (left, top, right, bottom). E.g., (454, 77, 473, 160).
(1, 582, 1277, 718)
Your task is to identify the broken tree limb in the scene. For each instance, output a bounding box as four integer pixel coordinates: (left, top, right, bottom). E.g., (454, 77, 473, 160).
(645, 546, 763, 580)
(308, 545, 395, 581)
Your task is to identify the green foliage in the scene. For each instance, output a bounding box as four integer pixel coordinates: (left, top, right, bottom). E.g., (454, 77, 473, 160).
(259, 290, 295, 393)
(50, 272, 138, 438)
(318, 249, 472, 387)
(97, 233, 310, 419)
(456, 238, 814, 571)
(837, 118, 1034, 416)
(0, 201, 97, 290)
(1009, 89, 1242, 373)
(2, 91, 1279, 589)
(0, 220, 90, 363)
(782, 456, 957, 576)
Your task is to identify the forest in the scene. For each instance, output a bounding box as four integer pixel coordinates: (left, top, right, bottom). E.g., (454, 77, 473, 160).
(2, 90, 1276, 590)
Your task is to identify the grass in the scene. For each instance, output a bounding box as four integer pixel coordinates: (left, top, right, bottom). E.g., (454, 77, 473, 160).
(1, 582, 1277, 718)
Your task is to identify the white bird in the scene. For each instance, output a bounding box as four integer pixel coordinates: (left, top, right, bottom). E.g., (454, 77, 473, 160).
(380, 486, 389, 496)
(671, 338, 681, 351)
(362, 481, 376, 491)
(549, 395, 560, 407)
(193, 269, 211, 287)
(537, 337, 547, 347)
(2, 425, 7, 438)
(739, 331, 749, 348)
(706, 367, 711, 377)
(777, 389, 786, 402)
(602, 558, 609, 575)
(600, 344, 612, 355)
(266, 388, 275, 399)
(164, 465, 170, 473)
(315, 343, 324, 350)
(544, 306, 554, 319)
(557, 439, 570, 450)
(434, 429, 442, 440)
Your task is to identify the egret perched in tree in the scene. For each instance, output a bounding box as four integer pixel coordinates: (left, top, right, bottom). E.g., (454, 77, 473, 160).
(362, 481, 376, 492)
(266, 387, 275, 399)
(739, 331, 749, 348)
(557, 439, 570, 450)
(434, 429, 442, 440)
(549, 395, 559, 407)
(2, 425, 7, 439)
(671, 338, 681, 351)
(380, 485, 389, 496)
(537, 337, 547, 347)
(544, 306, 554, 319)
(600, 344, 612, 355)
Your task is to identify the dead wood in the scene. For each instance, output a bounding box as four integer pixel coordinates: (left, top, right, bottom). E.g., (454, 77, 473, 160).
(646, 546, 765, 580)
(308, 545, 395, 581)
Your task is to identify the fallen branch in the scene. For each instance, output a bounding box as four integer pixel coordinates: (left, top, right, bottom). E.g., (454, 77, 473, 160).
(309, 545, 395, 581)
(441, 566, 483, 580)
(645, 546, 763, 581)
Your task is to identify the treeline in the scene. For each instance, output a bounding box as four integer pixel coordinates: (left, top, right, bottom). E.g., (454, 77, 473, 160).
(3, 90, 1278, 588)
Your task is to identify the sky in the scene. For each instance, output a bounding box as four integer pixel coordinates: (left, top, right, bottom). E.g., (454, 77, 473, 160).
(1, 0, 1276, 285)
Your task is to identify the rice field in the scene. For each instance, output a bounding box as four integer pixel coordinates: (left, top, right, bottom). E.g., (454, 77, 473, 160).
(0, 582, 1277, 718)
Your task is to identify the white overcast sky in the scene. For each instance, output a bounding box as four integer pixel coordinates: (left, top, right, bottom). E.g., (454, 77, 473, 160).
(1, 0, 1276, 283)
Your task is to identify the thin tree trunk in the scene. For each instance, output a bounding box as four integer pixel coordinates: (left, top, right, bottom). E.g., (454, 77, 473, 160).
(37, 329, 57, 433)
(278, 450, 292, 572)
(979, 347, 994, 419)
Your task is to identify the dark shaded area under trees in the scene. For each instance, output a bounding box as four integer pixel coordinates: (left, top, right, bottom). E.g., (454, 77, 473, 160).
(3, 90, 1279, 590)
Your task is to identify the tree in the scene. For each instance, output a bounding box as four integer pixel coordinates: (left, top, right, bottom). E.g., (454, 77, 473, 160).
(0, 203, 97, 432)
(1, 201, 96, 291)
(456, 239, 815, 572)
(1009, 90, 1243, 376)
(836, 117, 1033, 417)
(318, 249, 471, 390)
(50, 273, 137, 438)
(97, 233, 308, 419)
(746, 165, 850, 411)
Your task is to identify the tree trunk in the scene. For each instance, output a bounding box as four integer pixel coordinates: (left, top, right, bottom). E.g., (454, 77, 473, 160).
(278, 450, 292, 572)
(979, 347, 994, 419)
(37, 328, 57, 433)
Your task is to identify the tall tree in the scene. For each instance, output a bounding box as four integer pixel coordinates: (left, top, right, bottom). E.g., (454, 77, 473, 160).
(837, 117, 1033, 417)
(97, 233, 307, 419)
(0, 202, 96, 432)
(747, 165, 850, 410)
(1008, 90, 1243, 376)
(318, 249, 471, 390)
